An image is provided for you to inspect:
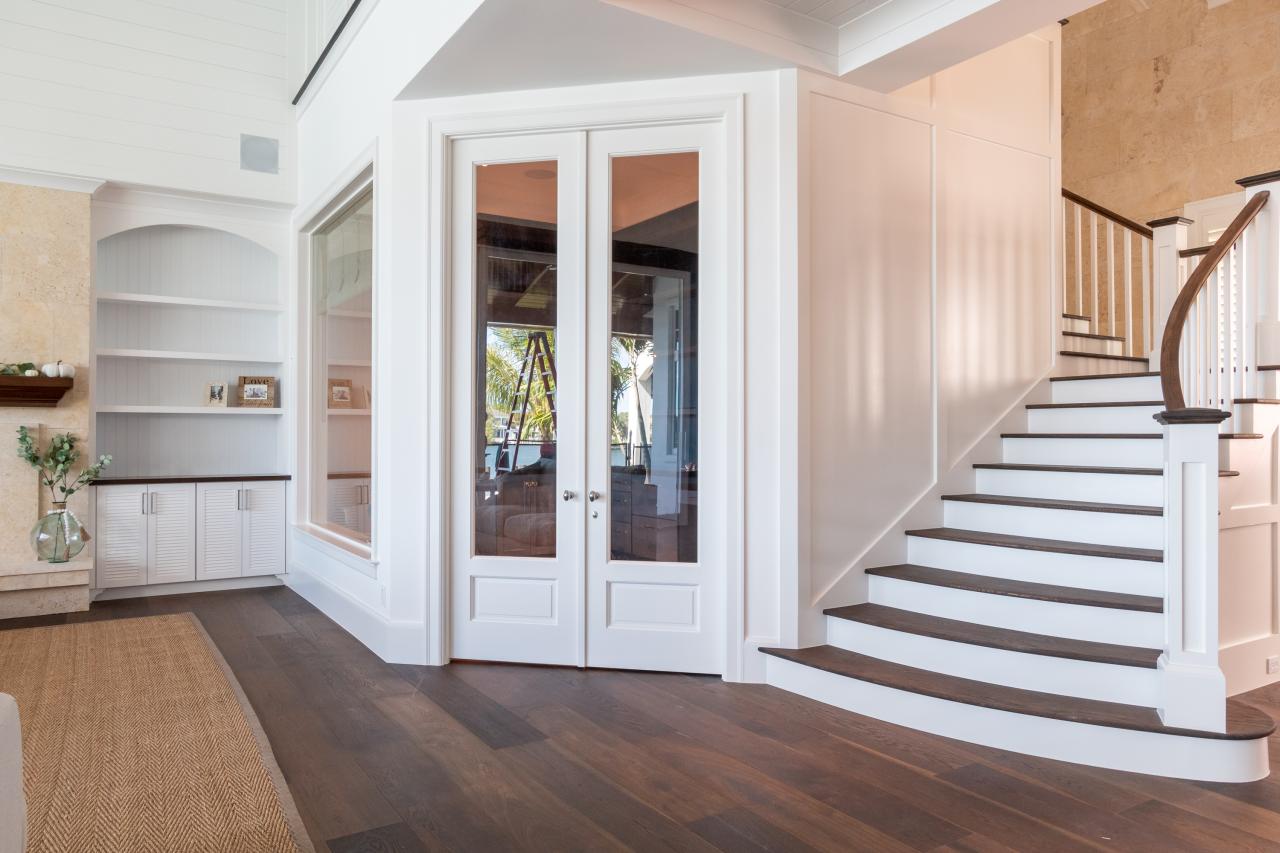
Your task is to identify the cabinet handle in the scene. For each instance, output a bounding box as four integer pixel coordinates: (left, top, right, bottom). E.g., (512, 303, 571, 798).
(236, 489, 243, 511)
(150, 492, 157, 515)
(141, 492, 147, 515)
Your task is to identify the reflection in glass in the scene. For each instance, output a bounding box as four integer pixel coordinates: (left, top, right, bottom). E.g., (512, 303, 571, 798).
(473, 162, 559, 557)
(609, 153, 699, 563)
(313, 189, 373, 544)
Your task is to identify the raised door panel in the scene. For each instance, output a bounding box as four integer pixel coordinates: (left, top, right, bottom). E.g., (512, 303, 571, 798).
(94, 484, 147, 588)
(242, 481, 285, 577)
(197, 482, 242, 580)
(147, 483, 196, 584)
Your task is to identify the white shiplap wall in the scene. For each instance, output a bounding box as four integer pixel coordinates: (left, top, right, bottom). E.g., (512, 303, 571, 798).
(0, 0, 295, 203)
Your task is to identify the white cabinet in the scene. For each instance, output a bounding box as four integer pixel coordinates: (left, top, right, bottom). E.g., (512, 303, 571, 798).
(95, 478, 286, 590)
(196, 480, 286, 579)
(326, 477, 370, 537)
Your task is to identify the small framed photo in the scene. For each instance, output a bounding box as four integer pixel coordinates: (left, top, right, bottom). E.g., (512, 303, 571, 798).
(328, 378, 353, 408)
(204, 381, 228, 407)
(238, 376, 277, 408)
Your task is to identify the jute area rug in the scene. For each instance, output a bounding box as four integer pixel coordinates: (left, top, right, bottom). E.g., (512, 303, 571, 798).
(0, 613, 313, 853)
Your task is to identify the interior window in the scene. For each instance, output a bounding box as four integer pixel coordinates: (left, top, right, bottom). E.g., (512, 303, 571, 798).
(311, 189, 373, 545)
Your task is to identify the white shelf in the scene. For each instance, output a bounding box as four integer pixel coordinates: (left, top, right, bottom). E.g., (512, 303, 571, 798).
(97, 348, 283, 363)
(97, 292, 285, 312)
(98, 405, 283, 416)
(328, 359, 372, 368)
(328, 408, 371, 416)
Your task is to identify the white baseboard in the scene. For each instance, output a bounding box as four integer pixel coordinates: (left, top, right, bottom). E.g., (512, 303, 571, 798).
(285, 563, 427, 665)
(93, 575, 282, 600)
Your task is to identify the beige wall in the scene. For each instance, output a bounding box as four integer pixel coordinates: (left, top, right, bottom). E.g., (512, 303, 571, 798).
(0, 181, 93, 567)
(1063, 0, 1280, 223)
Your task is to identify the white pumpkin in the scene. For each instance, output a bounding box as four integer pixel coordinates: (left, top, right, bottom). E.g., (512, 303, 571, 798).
(41, 363, 59, 378)
(23, 369, 38, 377)
(58, 362, 75, 379)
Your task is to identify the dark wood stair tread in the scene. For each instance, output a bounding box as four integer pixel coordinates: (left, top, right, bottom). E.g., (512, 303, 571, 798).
(905, 527, 1162, 562)
(1025, 400, 1163, 410)
(758, 645, 1274, 740)
(1051, 371, 1159, 381)
(974, 462, 1239, 477)
(1062, 330, 1125, 342)
(865, 564, 1163, 612)
(1001, 432, 1259, 439)
(1062, 312, 1091, 321)
(942, 493, 1160, 516)
(1059, 350, 1150, 363)
(823, 603, 1160, 668)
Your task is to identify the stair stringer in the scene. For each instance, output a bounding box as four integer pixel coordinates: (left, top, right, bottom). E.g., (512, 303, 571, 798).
(808, 370, 1053, 629)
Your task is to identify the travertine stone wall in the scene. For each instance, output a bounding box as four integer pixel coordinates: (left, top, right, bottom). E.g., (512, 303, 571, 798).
(0, 181, 93, 569)
(1063, 0, 1280, 223)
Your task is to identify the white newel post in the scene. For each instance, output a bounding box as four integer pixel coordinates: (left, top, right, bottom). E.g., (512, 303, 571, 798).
(1148, 216, 1191, 362)
(1239, 171, 1280, 367)
(1156, 408, 1229, 732)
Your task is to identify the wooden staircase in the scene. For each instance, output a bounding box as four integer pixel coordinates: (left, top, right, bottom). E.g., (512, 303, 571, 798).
(762, 361, 1276, 782)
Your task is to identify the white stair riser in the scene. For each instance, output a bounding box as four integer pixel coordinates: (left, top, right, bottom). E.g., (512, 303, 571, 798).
(906, 536, 1162, 596)
(869, 575, 1162, 646)
(975, 468, 1163, 504)
(1002, 436, 1163, 467)
(1027, 406, 1164, 433)
(764, 656, 1268, 783)
(825, 616, 1160, 706)
(942, 501, 1163, 550)
(1062, 316, 1090, 334)
(1062, 335, 1123, 356)
(1053, 354, 1148, 377)
(1051, 375, 1161, 404)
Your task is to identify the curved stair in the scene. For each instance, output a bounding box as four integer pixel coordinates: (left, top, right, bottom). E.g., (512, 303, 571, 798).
(763, 368, 1276, 782)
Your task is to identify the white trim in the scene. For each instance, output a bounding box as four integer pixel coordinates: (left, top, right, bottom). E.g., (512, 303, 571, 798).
(286, 560, 426, 663)
(422, 93, 747, 678)
(0, 165, 104, 195)
(293, 0, 383, 117)
(92, 575, 282, 600)
(293, 523, 376, 571)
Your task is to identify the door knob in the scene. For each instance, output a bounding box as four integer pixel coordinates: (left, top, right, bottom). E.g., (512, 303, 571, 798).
(562, 490, 577, 502)
(588, 490, 603, 502)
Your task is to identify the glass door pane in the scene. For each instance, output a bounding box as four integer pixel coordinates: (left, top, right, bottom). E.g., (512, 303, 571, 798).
(473, 161, 560, 558)
(608, 152, 699, 563)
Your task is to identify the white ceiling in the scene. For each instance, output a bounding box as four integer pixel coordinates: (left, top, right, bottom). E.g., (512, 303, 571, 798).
(759, 0, 886, 27)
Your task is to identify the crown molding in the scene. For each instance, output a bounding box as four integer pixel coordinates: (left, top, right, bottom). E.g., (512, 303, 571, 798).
(0, 165, 105, 195)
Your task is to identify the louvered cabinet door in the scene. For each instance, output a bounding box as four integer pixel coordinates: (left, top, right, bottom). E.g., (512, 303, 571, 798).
(94, 485, 148, 588)
(197, 482, 243, 580)
(242, 481, 285, 577)
(146, 483, 196, 584)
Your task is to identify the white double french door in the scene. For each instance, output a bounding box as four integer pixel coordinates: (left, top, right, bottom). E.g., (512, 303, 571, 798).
(450, 121, 724, 674)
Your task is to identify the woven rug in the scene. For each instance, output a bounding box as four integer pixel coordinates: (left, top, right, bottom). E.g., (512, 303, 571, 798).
(0, 613, 312, 853)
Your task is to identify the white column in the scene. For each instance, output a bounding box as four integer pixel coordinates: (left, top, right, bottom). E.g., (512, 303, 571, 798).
(1148, 216, 1191, 362)
(1238, 171, 1280, 365)
(1157, 409, 1228, 732)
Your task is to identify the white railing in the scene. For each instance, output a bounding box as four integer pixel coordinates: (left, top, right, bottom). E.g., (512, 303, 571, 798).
(1062, 189, 1154, 357)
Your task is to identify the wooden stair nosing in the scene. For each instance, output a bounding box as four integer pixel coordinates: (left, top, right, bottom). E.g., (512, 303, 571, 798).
(865, 564, 1163, 612)
(1062, 312, 1091, 321)
(1062, 330, 1126, 342)
(1050, 371, 1159, 382)
(973, 462, 1239, 477)
(759, 644, 1274, 741)
(1059, 350, 1150, 364)
(823, 602, 1161, 668)
(1025, 400, 1164, 410)
(941, 493, 1161, 516)
(905, 527, 1162, 562)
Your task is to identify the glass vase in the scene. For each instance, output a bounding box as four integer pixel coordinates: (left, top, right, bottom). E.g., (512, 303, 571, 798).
(30, 502, 86, 563)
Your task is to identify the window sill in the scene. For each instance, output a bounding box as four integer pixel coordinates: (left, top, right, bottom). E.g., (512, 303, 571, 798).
(294, 522, 376, 576)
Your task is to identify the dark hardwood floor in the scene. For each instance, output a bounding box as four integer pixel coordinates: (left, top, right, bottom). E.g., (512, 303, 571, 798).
(5, 586, 1280, 852)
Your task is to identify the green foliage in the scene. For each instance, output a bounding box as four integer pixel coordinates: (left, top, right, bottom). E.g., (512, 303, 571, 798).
(16, 426, 112, 503)
(0, 362, 36, 375)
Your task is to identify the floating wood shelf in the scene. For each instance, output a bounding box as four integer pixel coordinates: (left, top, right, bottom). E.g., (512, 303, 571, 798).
(0, 376, 74, 407)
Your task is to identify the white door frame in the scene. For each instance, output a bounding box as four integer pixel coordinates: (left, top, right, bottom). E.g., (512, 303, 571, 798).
(424, 94, 746, 680)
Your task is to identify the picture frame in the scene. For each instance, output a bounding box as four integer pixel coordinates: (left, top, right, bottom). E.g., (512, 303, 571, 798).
(328, 378, 353, 409)
(203, 381, 228, 408)
(238, 376, 277, 408)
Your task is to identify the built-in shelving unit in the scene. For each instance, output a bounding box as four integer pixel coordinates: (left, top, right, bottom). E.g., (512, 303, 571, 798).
(94, 224, 287, 478)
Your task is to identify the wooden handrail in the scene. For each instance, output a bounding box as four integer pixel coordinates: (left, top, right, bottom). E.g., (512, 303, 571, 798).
(1062, 188, 1154, 239)
(1159, 191, 1271, 411)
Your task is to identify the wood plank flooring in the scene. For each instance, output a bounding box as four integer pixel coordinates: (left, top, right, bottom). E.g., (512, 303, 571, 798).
(4, 586, 1280, 852)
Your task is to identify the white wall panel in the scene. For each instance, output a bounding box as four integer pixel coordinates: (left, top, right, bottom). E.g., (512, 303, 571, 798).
(0, 0, 294, 203)
(806, 93, 934, 601)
